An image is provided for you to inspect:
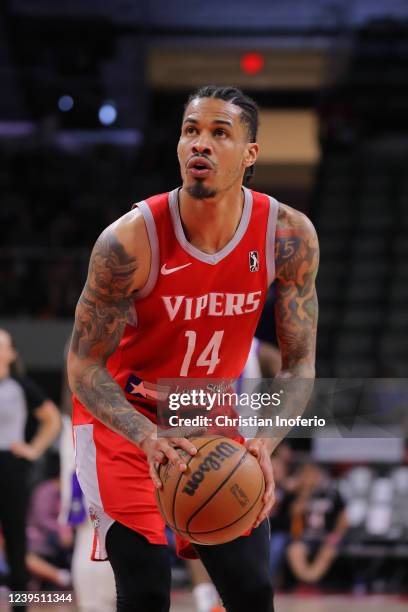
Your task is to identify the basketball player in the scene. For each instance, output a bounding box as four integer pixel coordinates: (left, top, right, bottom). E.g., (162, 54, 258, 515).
(67, 86, 318, 612)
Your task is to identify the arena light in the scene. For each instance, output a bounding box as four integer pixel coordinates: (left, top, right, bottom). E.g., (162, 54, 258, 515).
(98, 102, 117, 126)
(58, 95, 74, 112)
(240, 52, 265, 75)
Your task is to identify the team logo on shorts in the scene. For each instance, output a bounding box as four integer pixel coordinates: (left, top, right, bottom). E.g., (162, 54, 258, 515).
(88, 505, 100, 529)
(249, 251, 259, 272)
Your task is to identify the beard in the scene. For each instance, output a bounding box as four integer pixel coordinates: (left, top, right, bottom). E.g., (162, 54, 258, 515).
(186, 180, 217, 200)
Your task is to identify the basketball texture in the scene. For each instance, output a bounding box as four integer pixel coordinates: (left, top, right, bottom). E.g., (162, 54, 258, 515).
(155, 436, 265, 545)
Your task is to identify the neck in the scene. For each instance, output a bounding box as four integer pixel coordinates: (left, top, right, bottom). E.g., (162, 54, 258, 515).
(178, 182, 245, 254)
(0, 364, 10, 380)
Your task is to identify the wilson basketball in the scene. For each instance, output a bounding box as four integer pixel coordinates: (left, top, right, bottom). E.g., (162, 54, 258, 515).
(155, 436, 265, 545)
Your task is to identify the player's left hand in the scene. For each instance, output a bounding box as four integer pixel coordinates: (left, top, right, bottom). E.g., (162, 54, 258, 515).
(245, 438, 275, 528)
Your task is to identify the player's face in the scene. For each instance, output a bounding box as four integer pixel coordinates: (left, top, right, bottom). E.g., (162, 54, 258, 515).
(178, 97, 258, 199)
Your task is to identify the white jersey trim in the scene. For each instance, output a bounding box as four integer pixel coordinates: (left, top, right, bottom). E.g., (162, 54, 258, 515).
(266, 196, 279, 286)
(74, 424, 114, 561)
(168, 186, 253, 265)
(134, 200, 160, 301)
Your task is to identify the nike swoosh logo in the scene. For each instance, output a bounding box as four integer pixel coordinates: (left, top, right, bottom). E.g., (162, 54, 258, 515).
(161, 263, 192, 275)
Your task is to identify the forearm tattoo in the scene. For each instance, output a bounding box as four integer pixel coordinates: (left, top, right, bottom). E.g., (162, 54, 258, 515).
(69, 230, 154, 445)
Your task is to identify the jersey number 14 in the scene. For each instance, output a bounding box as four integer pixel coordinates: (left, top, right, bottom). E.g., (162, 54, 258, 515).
(180, 330, 224, 376)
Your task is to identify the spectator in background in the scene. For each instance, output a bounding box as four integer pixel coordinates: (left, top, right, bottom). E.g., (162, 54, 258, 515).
(0, 329, 61, 610)
(286, 463, 348, 586)
(26, 451, 72, 588)
(268, 450, 295, 586)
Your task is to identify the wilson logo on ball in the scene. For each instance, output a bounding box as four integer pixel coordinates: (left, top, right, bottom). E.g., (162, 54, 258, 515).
(182, 442, 239, 496)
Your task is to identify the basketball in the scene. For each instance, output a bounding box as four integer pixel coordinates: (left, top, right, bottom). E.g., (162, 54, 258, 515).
(155, 436, 265, 545)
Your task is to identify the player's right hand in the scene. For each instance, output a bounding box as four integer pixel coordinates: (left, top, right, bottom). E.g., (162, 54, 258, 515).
(140, 433, 198, 489)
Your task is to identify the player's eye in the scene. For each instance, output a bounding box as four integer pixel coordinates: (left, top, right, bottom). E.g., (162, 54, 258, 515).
(214, 128, 226, 137)
(185, 126, 197, 135)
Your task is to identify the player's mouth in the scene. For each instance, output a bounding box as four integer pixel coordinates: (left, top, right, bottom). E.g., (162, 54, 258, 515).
(187, 156, 214, 178)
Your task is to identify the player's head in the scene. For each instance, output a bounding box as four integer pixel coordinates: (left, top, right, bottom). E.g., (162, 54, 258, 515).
(178, 85, 259, 199)
(0, 329, 17, 371)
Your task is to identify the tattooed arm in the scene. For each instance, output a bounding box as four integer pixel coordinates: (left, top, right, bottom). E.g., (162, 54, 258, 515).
(262, 204, 319, 436)
(248, 205, 319, 526)
(67, 211, 154, 445)
(67, 211, 198, 484)
(274, 204, 319, 379)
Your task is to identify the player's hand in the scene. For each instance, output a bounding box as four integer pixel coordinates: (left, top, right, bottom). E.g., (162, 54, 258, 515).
(10, 441, 40, 462)
(140, 432, 198, 489)
(245, 438, 275, 528)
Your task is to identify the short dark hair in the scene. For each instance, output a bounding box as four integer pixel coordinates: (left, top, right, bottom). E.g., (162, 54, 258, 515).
(185, 85, 259, 184)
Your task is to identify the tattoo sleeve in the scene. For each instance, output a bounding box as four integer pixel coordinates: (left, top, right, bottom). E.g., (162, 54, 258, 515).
(256, 208, 319, 450)
(274, 209, 319, 374)
(68, 229, 155, 446)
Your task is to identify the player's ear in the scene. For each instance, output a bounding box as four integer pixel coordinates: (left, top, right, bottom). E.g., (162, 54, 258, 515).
(243, 142, 259, 170)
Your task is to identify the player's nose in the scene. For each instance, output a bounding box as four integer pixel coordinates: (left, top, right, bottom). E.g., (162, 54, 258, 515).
(192, 135, 212, 156)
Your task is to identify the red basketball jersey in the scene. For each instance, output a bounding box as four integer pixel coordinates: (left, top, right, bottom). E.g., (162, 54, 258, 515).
(73, 186, 278, 425)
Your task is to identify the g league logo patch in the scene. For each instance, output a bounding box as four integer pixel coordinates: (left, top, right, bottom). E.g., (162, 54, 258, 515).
(249, 250, 259, 272)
